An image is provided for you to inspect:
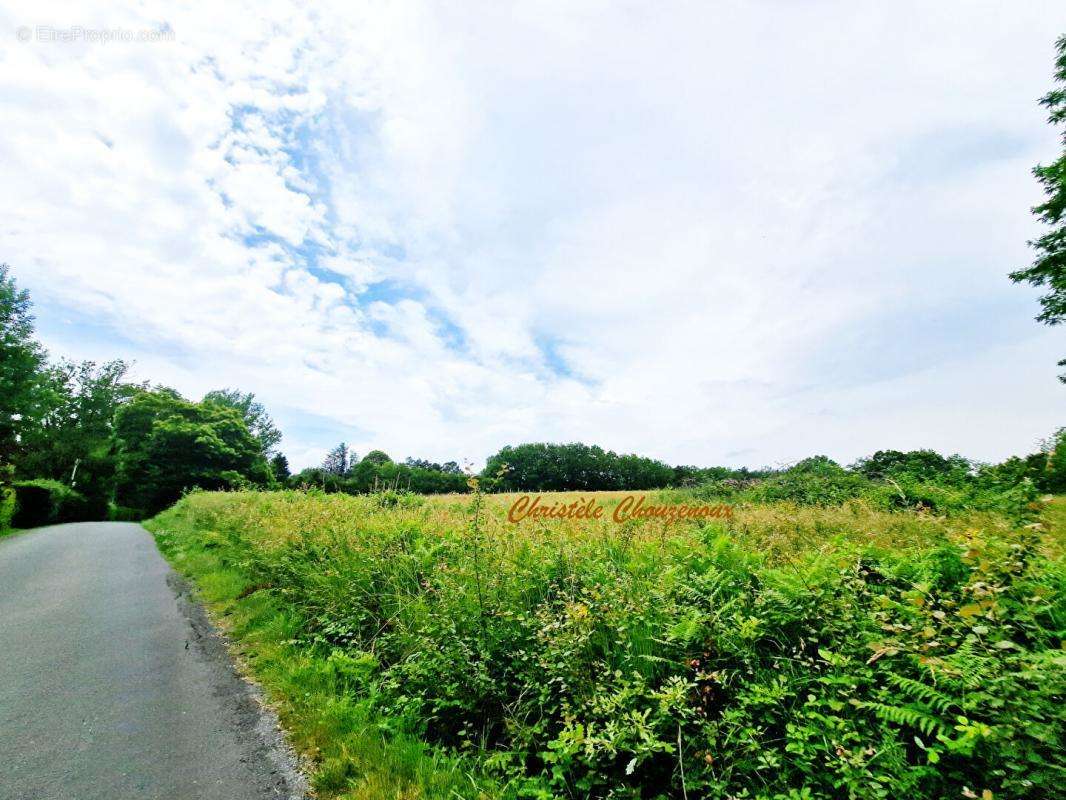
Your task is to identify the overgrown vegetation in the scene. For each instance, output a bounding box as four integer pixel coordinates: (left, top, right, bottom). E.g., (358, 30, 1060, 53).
(287, 438, 1066, 526)
(150, 489, 1065, 799)
(688, 444, 1065, 522)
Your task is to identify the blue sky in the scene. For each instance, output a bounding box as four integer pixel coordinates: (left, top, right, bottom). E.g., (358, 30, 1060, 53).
(1, 1, 1064, 469)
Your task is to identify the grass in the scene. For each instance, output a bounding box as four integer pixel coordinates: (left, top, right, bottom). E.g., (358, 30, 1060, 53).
(147, 489, 1065, 799)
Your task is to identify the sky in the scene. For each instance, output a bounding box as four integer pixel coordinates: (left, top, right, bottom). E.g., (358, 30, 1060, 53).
(1, 1, 1064, 471)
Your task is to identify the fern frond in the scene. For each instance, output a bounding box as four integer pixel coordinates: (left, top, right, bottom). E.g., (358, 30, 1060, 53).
(883, 673, 956, 714)
(942, 640, 995, 688)
(855, 700, 949, 737)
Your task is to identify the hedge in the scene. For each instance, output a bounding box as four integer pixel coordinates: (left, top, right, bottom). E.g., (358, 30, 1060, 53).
(0, 487, 14, 530)
(11, 480, 104, 528)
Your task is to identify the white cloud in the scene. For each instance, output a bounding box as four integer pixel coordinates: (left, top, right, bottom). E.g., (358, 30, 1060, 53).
(1, 0, 1063, 470)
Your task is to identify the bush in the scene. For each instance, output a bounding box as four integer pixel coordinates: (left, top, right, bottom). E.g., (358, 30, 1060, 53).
(0, 486, 14, 530)
(691, 457, 1040, 521)
(12, 482, 55, 527)
(108, 503, 143, 522)
(11, 479, 100, 527)
(694, 457, 877, 507)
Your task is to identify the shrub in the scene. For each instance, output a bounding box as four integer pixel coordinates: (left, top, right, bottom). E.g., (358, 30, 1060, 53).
(12, 482, 56, 527)
(0, 486, 14, 530)
(11, 479, 99, 527)
(108, 503, 143, 522)
(694, 458, 877, 507)
(691, 459, 1040, 521)
(854, 449, 972, 484)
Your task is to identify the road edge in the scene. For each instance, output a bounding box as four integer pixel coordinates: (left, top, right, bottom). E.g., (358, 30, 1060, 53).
(166, 569, 312, 800)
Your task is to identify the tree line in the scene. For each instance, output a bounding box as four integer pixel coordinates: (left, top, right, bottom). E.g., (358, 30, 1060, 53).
(288, 444, 470, 495)
(2, 263, 1063, 527)
(0, 262, 285, 521)
(482, 442, 767, 492)
(478, 440, 1066, 514)
(0, 266, 470, 522)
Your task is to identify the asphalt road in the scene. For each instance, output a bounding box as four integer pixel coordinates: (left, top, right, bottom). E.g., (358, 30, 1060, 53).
(0, 522, 307, 800)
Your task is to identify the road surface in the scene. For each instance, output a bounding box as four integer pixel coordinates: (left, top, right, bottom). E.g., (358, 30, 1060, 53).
(0, 522, 307, 800)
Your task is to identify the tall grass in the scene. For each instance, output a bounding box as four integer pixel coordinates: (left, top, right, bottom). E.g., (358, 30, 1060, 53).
(149, 490, 1065, 799)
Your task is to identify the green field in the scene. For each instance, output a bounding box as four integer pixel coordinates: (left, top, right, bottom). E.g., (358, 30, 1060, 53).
(147, 490, 1065, 800)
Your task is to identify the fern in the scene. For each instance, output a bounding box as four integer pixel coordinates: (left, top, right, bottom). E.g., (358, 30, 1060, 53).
(942, 639, 995, 688)
(856, 700, 949, 737)
(884, 673, 956, 714)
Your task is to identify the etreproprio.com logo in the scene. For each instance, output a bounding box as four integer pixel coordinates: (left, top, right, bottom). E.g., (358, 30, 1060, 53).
(15, 25, 175, 44)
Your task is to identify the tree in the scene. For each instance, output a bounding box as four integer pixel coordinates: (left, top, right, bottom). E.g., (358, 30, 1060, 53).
(1011, 36, 1066, 381)
(270, 453, 291, 483)
(114, 390, 272, 513)
(202, 388, 282, 455)
(322, 442, 350, 476)
(405, 457, 441, 471)
(853, 449, 971, 483)
(290, 466, 344, 492)
(0, 264, 48, 466)
(484, 442, 675, 492)
(1038, 427, 1066, 493)
(361, 449, 393, 466)
(616, 452, 675, 489)
(19, 359, 140, 511)
(403, 464, 467, 493)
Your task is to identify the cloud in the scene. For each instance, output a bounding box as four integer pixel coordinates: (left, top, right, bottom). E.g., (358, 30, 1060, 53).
(2, 0, 1064, 469)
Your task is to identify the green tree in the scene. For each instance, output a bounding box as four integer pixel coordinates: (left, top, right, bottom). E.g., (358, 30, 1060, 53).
(484, 442, 675, 492)
(853, 449, 971, 484)
(19, 359, 140, 512)
(290, 466, 344, 492)
(0, 264, 48, 466)
(404, 465, 467, 493)
(1011, 35, 1066, 381)
(202, 388, 282, 456)
(270, 452, 291, 483)
(361, 449, 393, 466)
(1038, 426, 1066, 492)
(322, 442, 350, 475)
(114, 390, 272, 513)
